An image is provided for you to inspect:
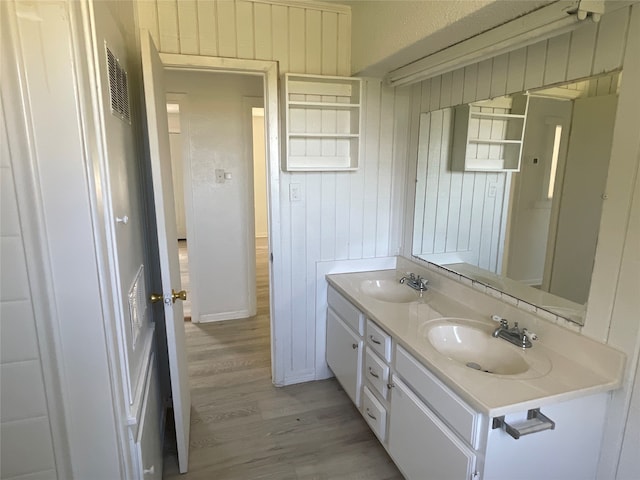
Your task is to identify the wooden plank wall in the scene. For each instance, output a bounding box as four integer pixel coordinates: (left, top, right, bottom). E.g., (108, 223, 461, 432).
(405, 6, 633, 280)
(136, 0, 408, 383)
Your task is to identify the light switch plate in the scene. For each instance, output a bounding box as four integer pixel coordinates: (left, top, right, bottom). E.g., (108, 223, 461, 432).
(289, 183, 301, 202)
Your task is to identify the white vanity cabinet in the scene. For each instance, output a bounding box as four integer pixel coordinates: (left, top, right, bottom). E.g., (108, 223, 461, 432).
(326, 286, 364, 406)
(325, 284, 612, 480)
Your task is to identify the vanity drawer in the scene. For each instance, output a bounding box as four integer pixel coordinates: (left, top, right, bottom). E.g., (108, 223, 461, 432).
(328, 286, 364, 335)
(362, 386, 387, 443)
(366, 319, 392, 362)
(365, 347, 390, 400)
(395, 345, 479, 449)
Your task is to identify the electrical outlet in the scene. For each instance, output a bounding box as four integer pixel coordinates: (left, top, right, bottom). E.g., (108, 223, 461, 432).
(215, 169, 225, 183)
(488, 182, 497, 198)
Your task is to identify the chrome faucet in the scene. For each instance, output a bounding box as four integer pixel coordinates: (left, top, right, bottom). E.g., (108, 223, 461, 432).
(399, 273, 429, 293)
(491, 315, 537, 348)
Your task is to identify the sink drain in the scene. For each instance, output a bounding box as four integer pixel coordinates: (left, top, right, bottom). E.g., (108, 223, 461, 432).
(466, 362, 493, 374)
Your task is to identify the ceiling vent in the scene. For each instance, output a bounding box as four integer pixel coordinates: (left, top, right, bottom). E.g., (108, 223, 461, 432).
(106, 45, 131, 123)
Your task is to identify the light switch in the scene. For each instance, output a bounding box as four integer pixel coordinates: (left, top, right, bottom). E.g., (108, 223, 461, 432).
(289, 183, 302, 202)
(224, 172, 232, 180)
(215, 169, 225, 183)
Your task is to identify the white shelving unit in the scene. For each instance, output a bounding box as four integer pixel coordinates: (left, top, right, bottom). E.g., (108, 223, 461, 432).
(451, 95, 529, 172)
(284, 73, 362, 171)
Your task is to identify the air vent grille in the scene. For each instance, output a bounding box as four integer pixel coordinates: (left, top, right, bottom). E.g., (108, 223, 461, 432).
(106, 45, 131, 123)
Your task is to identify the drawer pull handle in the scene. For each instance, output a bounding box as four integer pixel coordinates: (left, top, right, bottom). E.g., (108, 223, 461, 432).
(352, 343, 358, 349)
(366, 409, 377, 421)
(368, 367, 379, 379)
(369, 335, 381, 345)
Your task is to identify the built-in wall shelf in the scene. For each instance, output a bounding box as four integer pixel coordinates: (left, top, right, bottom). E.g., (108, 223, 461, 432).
(452, 95, 529, 172)
(284, 73, 362, 172)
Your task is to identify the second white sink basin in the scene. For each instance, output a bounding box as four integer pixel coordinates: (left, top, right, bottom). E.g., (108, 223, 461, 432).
(360, 279, 418, 303)
(422, 318, 550, 377)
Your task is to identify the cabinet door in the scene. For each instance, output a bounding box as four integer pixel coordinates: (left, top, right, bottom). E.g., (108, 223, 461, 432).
(327, 308, 363, 406)
(389, 377, 476, 480)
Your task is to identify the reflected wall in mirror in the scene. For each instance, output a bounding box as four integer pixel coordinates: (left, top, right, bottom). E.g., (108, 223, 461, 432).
(412, 71, 621, 325)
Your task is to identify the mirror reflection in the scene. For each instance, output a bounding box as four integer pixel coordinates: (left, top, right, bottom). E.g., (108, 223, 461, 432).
(412, 71, 621, 325)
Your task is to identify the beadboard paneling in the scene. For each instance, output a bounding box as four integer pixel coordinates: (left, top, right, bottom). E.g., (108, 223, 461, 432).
(137, 1, 405, 383)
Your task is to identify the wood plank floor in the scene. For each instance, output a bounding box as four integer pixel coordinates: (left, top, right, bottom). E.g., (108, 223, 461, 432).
(163, 239, 403, 479)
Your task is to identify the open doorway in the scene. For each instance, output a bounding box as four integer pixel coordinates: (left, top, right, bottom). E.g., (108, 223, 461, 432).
(165, 71, 269, 325)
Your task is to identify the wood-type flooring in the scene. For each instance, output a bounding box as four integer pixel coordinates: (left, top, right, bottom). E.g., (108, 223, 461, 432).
(163, 238, 402, 479)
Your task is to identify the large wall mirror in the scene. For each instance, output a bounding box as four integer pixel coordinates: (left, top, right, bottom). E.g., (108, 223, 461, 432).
(412, 71, 621, 325)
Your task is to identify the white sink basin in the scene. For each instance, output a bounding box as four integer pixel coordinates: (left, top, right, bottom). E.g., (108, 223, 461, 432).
(360, 279, 418, 303)
(423, 318, 532, 375)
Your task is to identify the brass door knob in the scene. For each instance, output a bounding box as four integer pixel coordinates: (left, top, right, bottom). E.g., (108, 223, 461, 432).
(150, 289, 187, 304)
(172, 289, 187, 303)
(149, 293, 164, 303)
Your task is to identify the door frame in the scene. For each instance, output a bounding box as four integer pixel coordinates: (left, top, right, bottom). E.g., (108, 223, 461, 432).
(158, 53, 284, 385)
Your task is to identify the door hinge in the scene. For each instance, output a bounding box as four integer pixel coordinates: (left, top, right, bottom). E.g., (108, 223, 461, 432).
(270, 252, 273, 262)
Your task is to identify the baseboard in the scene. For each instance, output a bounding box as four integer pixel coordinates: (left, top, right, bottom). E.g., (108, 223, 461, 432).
(199, 309, 252, 323)
(282, 370, 316, 386)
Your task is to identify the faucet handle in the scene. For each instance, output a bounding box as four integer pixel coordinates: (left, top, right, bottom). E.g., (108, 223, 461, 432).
(522, 329, 538, 341)
(491, 314, 509, 328)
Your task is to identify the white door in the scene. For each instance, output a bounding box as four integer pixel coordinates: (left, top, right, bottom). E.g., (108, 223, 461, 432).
(140, 31, 191, 473)
(548, 94, 618, 304)
(326, 309, 363, 407)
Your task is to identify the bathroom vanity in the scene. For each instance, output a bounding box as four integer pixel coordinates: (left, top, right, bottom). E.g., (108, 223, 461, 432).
(326, 261, 624, 480)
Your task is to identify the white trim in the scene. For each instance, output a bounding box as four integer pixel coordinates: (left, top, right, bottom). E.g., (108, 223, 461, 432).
(284, 371, 318, 385)
(200, 310, 253, 323)
(243, 95, 264, 319)
(153, 53, 284, 386)
(77, 1, 137, 477)
(251, 0, 350, 15)
(386, 1, 595, 86)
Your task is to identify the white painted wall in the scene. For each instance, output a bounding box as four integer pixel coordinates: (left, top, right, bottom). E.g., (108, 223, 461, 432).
(347, 0, 552, 75)
(164, 70, 263, 322)
(252, 109, 268, 238)
(401, 6, 640, 479)
(138, 0, 408, 383)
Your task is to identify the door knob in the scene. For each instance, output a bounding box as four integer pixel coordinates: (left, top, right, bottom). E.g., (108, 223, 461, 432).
(172, 289, 187, 303)
(149, 289, 187, 304)
(149, 292, 164, 303)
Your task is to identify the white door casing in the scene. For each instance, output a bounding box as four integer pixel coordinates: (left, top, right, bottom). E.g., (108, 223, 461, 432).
(158, 52, 283, 385)
(140, 31, 191, 473)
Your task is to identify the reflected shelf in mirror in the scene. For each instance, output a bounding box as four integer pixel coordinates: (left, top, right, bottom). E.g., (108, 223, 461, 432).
(411, 71, 622, 327)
